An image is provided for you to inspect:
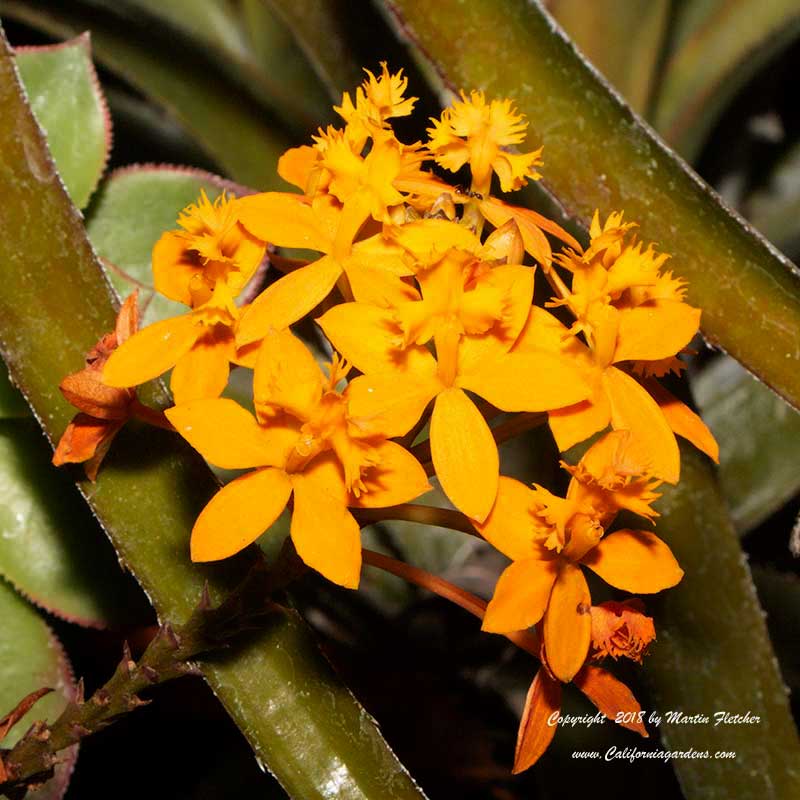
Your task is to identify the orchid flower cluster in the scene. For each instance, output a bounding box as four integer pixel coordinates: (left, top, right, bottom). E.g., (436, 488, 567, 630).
(53, 64, 719, 771)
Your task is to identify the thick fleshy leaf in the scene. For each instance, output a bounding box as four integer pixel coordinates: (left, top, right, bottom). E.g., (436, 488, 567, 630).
(4, 5, 291, 187)
(642, 445, 800, 797)
(459, 351, 589, 412)
(86, 166, 255, 328)
(583, 529, 684, 593)
(191, 467, 292, 562)
(15, 35, 110, 209)
(352, 441, 431, 509)
(382, 0, 800, 415)
(512, 669, 561, 774)
(102, 314, 200, 388)
(651, 0, 800, 159)
(0, 579, 77, 797)
(165, 398, 291, 470)
(543, 562, 591, 682)
(0, 31, 429, 797)
(483, 558, 558, 633)
(0, 420, 145, 627)
(544, 0, 670, 113)
(694, 355, 800, 533)
(603, 366, 680, 483)
(290, 471, 362, 589)
(237, 257, 342, 344)
(574, 665, 648, 737)
(430, 388, 499, 522)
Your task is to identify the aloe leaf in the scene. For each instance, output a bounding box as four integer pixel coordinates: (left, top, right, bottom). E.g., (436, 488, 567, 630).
(643, 445, 800, 798)
(86, 165, 254, 327)
(0, 419, 147, 627)
(265, 0, 366, 97)
(15, 34, 111, 209)
(694, 356, 800, 534)
(4, 1, 292, 188)
(112, 0, 332, 131)
(651, 0, 800, 159)
(0, 26, 426, 799)
(543, 0, 670, 113)
(380, 0, 800, 414)
(0, 579, 77, 798)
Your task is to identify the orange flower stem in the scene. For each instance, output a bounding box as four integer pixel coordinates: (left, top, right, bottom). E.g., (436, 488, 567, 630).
(542, 263, 571, 301)
(130, 400, 175, 432)
(362, 549, 540, 657)
(355, 504, 478, 537)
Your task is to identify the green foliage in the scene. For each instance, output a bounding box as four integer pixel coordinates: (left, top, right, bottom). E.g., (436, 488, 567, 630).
(15, 35, 110, 209)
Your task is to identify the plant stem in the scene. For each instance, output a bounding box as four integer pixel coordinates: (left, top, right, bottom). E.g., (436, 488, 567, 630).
(355, 503, 478, 536)
(361, 549, 540, 657)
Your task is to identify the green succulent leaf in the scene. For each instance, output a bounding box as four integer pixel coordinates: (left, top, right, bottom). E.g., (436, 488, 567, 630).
(644, 446, 800, 798)
(543, 0, 670, 113)
(86, 165, 254, 327)
(4, 1, 292, 188)
(380, 0, 800, 415)
(15, 34, 111, 209)
(0, 419, 147, 627)
(651, 0, 800, 158)
(0, 26, 426, 799)
(694, 356, 800, 534)
(0, 579, 77, 798)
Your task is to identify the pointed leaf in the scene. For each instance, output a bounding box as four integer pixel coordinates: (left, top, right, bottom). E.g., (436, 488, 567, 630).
(0, 30, 427, 799)
(15, 35, 111, 209)
(0, 580, 77, 798)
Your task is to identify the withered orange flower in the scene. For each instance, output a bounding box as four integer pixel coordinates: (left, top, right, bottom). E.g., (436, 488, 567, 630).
(53, 292, 140, 480)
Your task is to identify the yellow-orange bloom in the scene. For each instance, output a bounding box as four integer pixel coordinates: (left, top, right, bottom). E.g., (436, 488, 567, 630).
(166, 329, 430, 587)
(427, 91, 542, 195)
(477, 432, 682, 682)
(102, 192, 266, 404)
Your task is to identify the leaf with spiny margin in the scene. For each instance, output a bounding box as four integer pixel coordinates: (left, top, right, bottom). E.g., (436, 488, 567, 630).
(86, 166, 251, 327)
(543, 0, 670, 113)
(0, 579, 77, 799)
(3, 2, 292, 188)
(0, 29, 427, 798)
(0, 419, 148, 627)
(15, 35, 111, 210)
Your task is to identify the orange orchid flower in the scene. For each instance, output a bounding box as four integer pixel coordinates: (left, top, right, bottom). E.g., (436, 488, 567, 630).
(233, 193, 416, 344)
(102, 193, 266, 404)
(476, 432, 682, 682)
(165, 329, 430, 587)
(427, 90, 543, 196)
(514, 599, 656, 772)
(509, 212, 718, 483)
(318, 234, 590, 522)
